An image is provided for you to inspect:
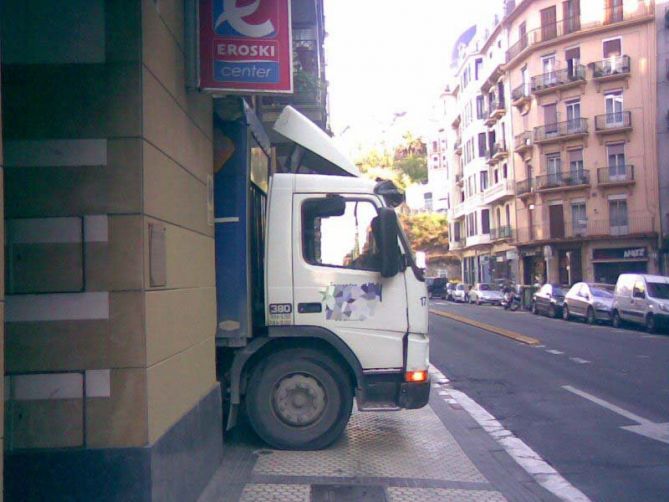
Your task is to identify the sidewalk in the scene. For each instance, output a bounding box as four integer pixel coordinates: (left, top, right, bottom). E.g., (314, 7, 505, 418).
(198, 369, 559, 502)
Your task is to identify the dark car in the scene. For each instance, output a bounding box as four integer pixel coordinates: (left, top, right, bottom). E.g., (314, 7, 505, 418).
(428, 277, 448, 299)
(563, 282, 615, 324)
(532, 283, 567, 318)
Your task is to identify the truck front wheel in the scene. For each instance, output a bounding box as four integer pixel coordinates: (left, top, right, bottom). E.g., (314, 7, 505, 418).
(245, 348, 353, 450)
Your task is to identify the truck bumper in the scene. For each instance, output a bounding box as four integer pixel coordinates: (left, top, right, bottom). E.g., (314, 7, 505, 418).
(398, 378, 431, 409)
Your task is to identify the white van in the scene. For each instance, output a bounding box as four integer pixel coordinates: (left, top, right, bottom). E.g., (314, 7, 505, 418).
(612, 274, 669, 332)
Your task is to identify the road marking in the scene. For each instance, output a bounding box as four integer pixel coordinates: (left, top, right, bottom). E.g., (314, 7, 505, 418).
(429, 309, 540, 346)
(545, 349, 564, 355)
(448, 388, 590, 501)
(569, 357, 591, 364)
(563, 385, 669, 445)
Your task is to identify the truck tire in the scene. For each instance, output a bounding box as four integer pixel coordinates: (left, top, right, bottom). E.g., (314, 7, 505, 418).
(245, 348, 353, 450)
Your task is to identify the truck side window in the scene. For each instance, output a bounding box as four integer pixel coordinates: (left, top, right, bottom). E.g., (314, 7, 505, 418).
(632, 281, 645, 299)
(302, 198, 381, 271)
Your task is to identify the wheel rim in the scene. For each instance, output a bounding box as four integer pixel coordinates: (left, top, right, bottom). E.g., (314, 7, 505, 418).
(272, 373, 327, 427)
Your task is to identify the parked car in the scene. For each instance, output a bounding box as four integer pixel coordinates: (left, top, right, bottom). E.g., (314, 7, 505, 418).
(445, 282, 457, 301)
(563, 282, 615, 324)
(428, 277, 448, 299)
(612, 274, 669, 332)
(532, 283, 566, 318)
(452, 283, 470, 303)
(469, 283, 504, 305)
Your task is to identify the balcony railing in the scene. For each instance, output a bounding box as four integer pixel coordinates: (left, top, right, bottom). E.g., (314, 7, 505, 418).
(595, 111, 632, 133)
(535, 170, 590, 191)
(534, 118, 588, 144)
(592, 55, 631, 79)
(505, 4, 653, 64)
(490, 225, 513, 241)
(483, 179, 514, 205)
(515, 178, 533, 196)
(511, 83, 531, 103)
(454, 140, 462, 154)
(597, 165, 635, 185)
(530, 65, 585, 94)
(490, 141, 508, 160)
(515, 213, 656, 243)
(450, 238, 464, 250)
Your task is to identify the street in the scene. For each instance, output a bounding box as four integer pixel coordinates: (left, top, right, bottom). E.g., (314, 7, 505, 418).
(429, 300, 669, 502)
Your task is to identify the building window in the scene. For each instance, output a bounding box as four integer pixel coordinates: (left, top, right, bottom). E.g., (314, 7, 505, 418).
(478, 133, 487, 157)
(481, 209, 490, 234)
(568, 148, 584, 178)
(605, 0, 624, 24)
(503, 163, 508, 178)
(424, 192, 433, 212)
(571, 202, 587, 235)
(603, 37, 622, 58)
(605, 90, 624, 124)
(541, 54, 556, 85)
(566, 99, 581, 129)
(609, 197, 628, 234)
(475, 58, 483, 80)
(607, 142, 626, 179)
(565, 46, 581, 77)
(480, 171, 489, 191)
(563, 0, 581, 34)
(476, 95, 485, 119)
(546, 153, 561, 183)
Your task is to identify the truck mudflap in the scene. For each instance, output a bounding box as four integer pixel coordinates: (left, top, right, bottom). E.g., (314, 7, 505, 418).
(398, 379, 431, 409)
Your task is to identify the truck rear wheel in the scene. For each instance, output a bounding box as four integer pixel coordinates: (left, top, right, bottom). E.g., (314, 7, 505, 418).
(245, 348, 353, 450)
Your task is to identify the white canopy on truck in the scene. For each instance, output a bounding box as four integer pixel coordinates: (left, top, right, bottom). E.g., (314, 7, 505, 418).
(273, 106, 360, 177)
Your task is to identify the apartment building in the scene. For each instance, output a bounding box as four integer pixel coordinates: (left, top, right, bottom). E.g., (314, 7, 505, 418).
(506, 0, 658, 285)
(447, 13, 519, 285)
(406, 128, 450, 213)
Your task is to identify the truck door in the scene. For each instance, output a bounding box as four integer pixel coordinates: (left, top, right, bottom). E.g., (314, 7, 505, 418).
(292, 194, 409, 370)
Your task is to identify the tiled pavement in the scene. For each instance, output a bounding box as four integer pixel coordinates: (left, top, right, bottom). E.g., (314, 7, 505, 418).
(199, 370, 557, 502)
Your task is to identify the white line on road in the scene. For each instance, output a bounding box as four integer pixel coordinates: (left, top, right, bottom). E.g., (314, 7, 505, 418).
(569, 357, 591, 364)
(563, 385, 669, 445)
(448, 388, 590, 501)
(546, 349, 565, 355)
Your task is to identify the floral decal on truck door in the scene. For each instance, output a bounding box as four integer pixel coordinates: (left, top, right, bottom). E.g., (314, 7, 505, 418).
(321, 283, 383, 321)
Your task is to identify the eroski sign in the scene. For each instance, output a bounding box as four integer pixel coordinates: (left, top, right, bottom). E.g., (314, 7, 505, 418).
(199, 0, 292, 93)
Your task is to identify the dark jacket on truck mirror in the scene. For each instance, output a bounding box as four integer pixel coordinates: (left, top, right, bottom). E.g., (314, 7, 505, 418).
(376, 207, 401, 278)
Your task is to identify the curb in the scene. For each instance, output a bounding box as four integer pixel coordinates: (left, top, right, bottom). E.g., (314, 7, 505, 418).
(429, 309, 540, 346)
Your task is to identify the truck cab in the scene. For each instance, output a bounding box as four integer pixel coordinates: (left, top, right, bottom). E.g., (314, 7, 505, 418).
(215, 105, 429, 450)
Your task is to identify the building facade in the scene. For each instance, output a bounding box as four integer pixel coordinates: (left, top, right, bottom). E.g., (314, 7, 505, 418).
(0, 0, 329, 500)
(446, 0, 660, 287)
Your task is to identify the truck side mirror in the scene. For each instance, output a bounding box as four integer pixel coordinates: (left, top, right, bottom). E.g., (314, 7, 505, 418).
(376, 208, 401, 278)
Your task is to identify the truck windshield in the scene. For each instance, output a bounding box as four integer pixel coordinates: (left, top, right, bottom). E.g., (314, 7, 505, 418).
(647, 282, 669, 299)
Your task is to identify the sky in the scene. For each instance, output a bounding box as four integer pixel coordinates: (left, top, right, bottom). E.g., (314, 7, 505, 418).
(323, 0, 501, 158)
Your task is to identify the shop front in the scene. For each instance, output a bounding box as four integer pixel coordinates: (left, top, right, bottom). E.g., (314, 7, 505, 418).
(592, 246, 650, 284)
(521, 247, 546, 286)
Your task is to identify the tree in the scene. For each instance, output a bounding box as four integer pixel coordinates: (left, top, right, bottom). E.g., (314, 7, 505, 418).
(399, 212, 449, 253)
(393, 132, 427, 184)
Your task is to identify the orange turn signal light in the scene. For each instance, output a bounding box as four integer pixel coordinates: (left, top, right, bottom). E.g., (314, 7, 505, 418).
(405, 370, 428, 383)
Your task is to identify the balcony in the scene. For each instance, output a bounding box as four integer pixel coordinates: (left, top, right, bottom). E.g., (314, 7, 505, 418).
(595, 111, 632, 136)
(454, 139, 462, 155)
(466, 233, 491, 247)
(485, 100, 506, 126)
(531, 66, 586, 96)
(515, 178, 534, 198)
(535, 170, 590, 193)
(452, 114, 461, 129)
(505, 3, 654, 65)
(455, 172, 464, 185)
(597, 165, 635, 187)
(450, 238, 464, 250)
(511, 83, 531, 108)
(514, 131, 533, 155)
(491, 141, 508, 161)
(452, 203, 466, 219)
(483, 179, 515, 205)
(490, 225, 513, 241)
(515, 213, 656, 244)
(591, 55, 631, 86)
(534, 118, 588, 145)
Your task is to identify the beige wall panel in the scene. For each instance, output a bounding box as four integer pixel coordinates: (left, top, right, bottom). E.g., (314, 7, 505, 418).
(145, 287, 216, 366)
(142, 68, 213, 184)
(86, 368, 148, 448)
(4, 139, 142, 218)
(144, 219, 215, 289)
(143, 0, 185, 51)
(142, 0, 213, 137)
(2, 64, 141, 139)
(6, 292, 145, 372)
(8, 399, 83, 449)
(143, 141, 213, 237)
(147, 337, 216, 443)
(86, 215, 144, 291)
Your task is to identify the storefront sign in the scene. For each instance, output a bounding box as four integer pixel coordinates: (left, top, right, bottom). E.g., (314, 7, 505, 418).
(199, 0, 292, 93)
(592, 247, 647, 261)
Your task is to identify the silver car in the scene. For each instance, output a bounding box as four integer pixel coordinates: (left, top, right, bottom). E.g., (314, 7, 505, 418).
(563, 282, 615, 324)
(452, 283, 470, 303)
(469, 283, 504, 305)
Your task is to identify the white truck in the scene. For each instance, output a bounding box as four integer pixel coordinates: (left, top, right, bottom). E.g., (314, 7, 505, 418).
(215, 104, 429, 450)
